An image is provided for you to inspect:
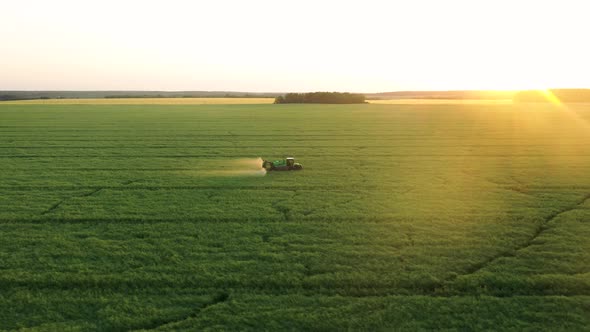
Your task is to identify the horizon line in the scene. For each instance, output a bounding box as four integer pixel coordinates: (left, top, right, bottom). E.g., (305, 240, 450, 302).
(2, 88, 590, 94)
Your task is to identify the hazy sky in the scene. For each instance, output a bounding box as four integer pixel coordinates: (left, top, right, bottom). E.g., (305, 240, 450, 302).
(1, 0, 589, 92)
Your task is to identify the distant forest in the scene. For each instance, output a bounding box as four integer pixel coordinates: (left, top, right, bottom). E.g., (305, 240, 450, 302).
(0, 91, 280, 101)
(274, 92, 366, 104)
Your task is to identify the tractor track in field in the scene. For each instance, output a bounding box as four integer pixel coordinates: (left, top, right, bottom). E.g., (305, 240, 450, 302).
(0, 215, 451, 224)
(39, 180, 140, 216)
(504, 186, 534, 197)
(40, 189, 104, 215)
(1, 185, 385, 191)
(40, 201, 65, 215)
(130, 292, 229, 331)
(80, 188, 103, 197)
(2, 184, 563, 192)
(271, 191, 298, 221)
(482, 176, 535, 197)
(447, 193, 590, 281)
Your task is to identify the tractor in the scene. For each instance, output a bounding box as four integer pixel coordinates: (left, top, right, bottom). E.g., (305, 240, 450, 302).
(262, 157, 303, 171)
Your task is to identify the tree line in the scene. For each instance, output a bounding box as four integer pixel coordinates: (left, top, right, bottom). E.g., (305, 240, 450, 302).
(274, 92, 366, 104)
(0, 91, 281, 101)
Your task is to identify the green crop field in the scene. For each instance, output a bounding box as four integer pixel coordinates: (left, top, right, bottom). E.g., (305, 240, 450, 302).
(1, 101, 590, 331)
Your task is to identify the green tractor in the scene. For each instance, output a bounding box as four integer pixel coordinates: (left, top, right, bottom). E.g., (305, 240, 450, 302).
(262, 157, 303, 171)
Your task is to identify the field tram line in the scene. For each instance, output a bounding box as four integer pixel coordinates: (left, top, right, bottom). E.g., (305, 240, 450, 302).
(0, 215, 449, 224)
(40, 189, 103, 215)
(129, 292, 229, 331)
(271, 190, 298, 221)
(39, 179, 142, 216)
(445, 192, 590, 282)
(3, 185, 382, 192)
(40, 201, 65, 215)
(481, 175, 535, 197)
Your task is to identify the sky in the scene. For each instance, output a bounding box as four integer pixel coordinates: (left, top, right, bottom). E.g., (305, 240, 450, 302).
(1, 0, 589, 92)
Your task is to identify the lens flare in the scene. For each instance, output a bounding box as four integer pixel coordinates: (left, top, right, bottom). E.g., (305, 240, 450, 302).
(540, 89, 564, 109)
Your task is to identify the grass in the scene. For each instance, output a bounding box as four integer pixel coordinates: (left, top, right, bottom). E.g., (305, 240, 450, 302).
(1, 102, 590, 330)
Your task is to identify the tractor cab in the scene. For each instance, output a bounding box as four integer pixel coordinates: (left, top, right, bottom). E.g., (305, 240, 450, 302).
(286, 157, 295, 167)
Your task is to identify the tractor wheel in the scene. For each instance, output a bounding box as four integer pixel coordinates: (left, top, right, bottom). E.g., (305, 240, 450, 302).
(293, 165, 303, 170)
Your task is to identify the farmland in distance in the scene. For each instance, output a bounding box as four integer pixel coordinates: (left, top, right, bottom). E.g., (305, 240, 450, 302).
(1, 101, 590, 330)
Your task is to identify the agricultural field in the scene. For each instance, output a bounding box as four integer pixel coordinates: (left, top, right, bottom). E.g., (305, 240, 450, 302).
(1, 101, 590, 330)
